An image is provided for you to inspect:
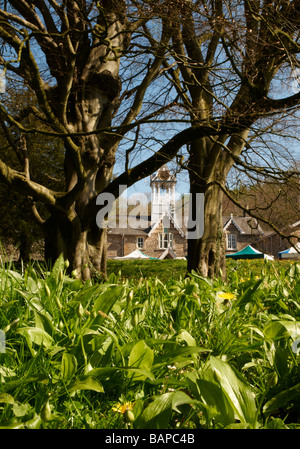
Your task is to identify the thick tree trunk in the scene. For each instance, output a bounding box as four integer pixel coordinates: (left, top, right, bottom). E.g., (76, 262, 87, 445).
(187, 182, 226, 279)
(41, 4, 126, 280)
(44, 212, 85, 278)
(187, 137, 226, 279)
(43, 205, 109, 281)
(18, 231, 32, 263)
(88, 222, 107, 278)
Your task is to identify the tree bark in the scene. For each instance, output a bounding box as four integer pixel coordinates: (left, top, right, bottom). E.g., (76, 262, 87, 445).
(187, 137, 226, 279)
(18, 231, 32, 264)
(0, 2, 174, 280)
(88, 222, 107, 279)
(187, 182, 226, 279)
(44, 211, 86, 278)
(43, 207, 108, 280)
(41, 4, 126, 279)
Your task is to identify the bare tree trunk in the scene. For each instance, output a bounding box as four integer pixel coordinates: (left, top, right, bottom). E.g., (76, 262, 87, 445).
(41, 4, 125, 280)
(88, 223, 107, 279)
(187, 138, 226, 279)
(18, 231, 32, 264)
(187, 182, 226, 278)
(0, 1, 175, 280)
(44, 146, 113, 280)
(43, 211, 87, 278)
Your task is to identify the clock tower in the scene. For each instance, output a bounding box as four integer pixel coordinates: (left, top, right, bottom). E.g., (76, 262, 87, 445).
(150, 165, 176, 224)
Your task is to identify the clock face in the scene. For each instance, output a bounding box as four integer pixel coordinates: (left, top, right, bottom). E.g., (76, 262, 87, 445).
(159, 169, 169, 181)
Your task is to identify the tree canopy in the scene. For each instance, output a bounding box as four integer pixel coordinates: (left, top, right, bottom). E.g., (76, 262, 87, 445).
(0, 0, 299, 278)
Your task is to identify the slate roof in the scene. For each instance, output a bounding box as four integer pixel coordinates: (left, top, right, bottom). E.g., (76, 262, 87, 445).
(108, 213, 265, 237)
(223, 215, 264, 235)
(108, 227, 148, 236)
(108, 213, 186, 236)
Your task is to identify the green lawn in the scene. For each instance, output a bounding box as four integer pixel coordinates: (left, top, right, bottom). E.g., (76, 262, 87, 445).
(107, 257, 296, 282)
(107, 258, 187, 282)
(0, 256, 300, 429)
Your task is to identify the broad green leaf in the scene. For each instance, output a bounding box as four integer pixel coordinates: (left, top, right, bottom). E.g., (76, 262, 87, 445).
(70, 284, 108, 308)
(208, 356, 257, 425)
(4, 269, 23, 282)
(15, 292, 51, 320)
(171, 390, 197, 413)
(98, 326, 125, 366)
(0, 365, 16, 379)
(277, 320, 300, 340)
(25, 415, 42, 429)
(128, 340, 154, 381)
(185, 371, 235, 425)
(86, 366, 155, 381)
(2, 375, 48, 393)
(264, 418, 289, 429)
(176, 330, 197, 346)
(263, 383, 300, 415)
(176, 330, 198, 364)
(264, 321, 290, 340)
(153, 346, 211, 369)
(234, 279, 263, 308)
(125, 367, 155, 381)
(12, 402, 31, 417)
(197, 378, 235, 425)
(0, 421, 25, 429)
(14, 288, 36, 301)
(135, 391, 194, 429)
(185, 371, 201, 398)
(34, 310, 54, 336)
(134, 393, 172, 429)
(25, 276, 43, 294)
(67, 376, 104, 394)
(93, 285, 125, 322)
(51, 253, 65, 281)
(0, 393, 15, 404)
(273, 346, 289, 377)
(190, 271, 214, 287)
(225, 423, 250, 429)
(61, 353, 77, 381)
(17, 327, 53, 350)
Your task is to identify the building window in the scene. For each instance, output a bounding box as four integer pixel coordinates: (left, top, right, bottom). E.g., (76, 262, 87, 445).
(137, 237, 144, 249)
(227, 233, 237, 250)
(159, 232, 173, 249)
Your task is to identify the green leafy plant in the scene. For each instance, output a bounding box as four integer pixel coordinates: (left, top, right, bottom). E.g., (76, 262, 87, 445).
(0, 256, 300, 428)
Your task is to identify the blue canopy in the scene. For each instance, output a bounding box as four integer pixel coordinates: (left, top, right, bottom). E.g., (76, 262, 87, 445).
(278, 244, 300, 259)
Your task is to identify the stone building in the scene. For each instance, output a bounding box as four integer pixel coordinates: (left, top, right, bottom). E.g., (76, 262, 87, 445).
(222, 214, 265, 254)
(107, 165, 187, 259)
(1, 161, 297, 260)
(107, 165, 268, 259)
(257, 220, 300, 257)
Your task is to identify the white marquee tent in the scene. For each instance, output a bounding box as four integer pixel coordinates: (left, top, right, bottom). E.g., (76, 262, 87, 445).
(114, 249, 150, 259)
(279, 243, 300, 260)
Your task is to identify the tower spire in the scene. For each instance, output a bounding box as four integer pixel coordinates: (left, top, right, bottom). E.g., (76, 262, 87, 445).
(150, 165, 176, 225)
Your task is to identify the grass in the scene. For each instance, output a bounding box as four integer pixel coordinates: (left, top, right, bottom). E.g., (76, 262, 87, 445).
(0, 255, 300, 429)
(106, 259, 187, 282)
(107, 257, 296, 282)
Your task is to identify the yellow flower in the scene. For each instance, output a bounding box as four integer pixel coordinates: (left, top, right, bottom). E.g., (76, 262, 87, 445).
(112, 401, 134, 414)
(217, 292, 236, 301)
